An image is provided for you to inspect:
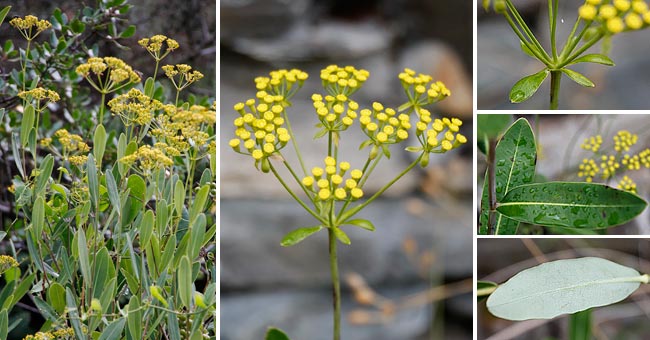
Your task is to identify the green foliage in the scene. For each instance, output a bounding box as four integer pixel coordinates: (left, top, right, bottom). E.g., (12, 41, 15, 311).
(0, 1, 216, 338)
(479, 116, 648, 234)
(266, 328, 291, 340)
(486, 257, 648, 320)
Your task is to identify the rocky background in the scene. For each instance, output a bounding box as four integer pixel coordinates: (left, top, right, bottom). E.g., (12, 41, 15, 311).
(221, 1, 473, 339)
(478, 0, 650, 110)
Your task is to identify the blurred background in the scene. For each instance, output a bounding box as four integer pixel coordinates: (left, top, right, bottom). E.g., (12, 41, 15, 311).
(478, 238, 650, 339)
(477, 0, 650, 109)
(220, 1, 473, 339)
(477, 114, 650, 235)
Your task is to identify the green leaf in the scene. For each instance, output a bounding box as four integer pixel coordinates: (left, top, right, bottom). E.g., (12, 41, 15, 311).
(93, 124, 107, 168)
(20, 104, 35, 146)
(70, 18, 85, 33)
(0, 6, 11, 27)
(86, 154, 99, 210)
(47, 282, 66, 315)
(266, 327, 291, 340)
(174, 180, 185, 217)
(479, 118, 536, 235)
(32, 196, 45, 238)
(280, 226, 323, 247)
(139, 210, 154, 248)
(11, 134, 24, 179)
(0, 310, 6, 340)
(120, 24, 136, 38)
(144, 77, 155, 97)
(333, 227, 351, 245)
(105, 169, 120, 214)
(486, 257, 647, 320)
(477, 114, 512, 140)
(178, 255, 192, 309)
(98, 318, 126, 340)
(561, 68, 595, 87)
(66, 288, 84, 340)
(189, 185, 210, 224)
(117, 133, 127, 176)
(569, 53, 615, 66)
(127, 174, 146, 204)
(35, 154, 53, 195)
(509, 69, 549, 103)
(190, 213, 206, 259)
(477, 281, 498, 302)
(570, 309, 592, 340)
(343, 219, 375, 231)
(77, 228, 91, 292)
(127, 296, 142, 340)
(497, 182, 648, 228)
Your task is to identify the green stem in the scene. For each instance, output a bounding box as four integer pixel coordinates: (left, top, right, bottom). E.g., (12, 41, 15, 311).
(328, 227, 341, 340)
(21, 40, 31, 93)
(505, 0, 552, 63)
(549, 70, 561, 110)
(99, 92, 106, 124)
(338, 153, 422, 223)
(153, 59, 160, 83)
(487, 139, 497, 235)
(175, 89, 180, 107)
(283, 111, 308, 175)
(559, 18, 585, 60)
(549, 0, 559, 60)
(269, 162, 328, 225)
(359, 152, 383, 188)
(503, 12, 551, 66)
(281, 159, 313, 199)
(560, 32, 604, 68)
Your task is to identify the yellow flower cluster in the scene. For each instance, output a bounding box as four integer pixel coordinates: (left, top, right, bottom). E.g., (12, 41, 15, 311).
(22, 327, 75, 340)
(600, 154, 620, 179)
(255, 69, 308, 101)
(108, 88, 164, 126)
(613, 130, 638, 151)
(18, 88, 60, 104)
(359, 102, 410, 145)
(151, 105, 215, 153)
(302, 157, 364, 201)
(319, 65, 369, 96)
(139, 34, 179, 61)
(579, 0, 650, 34)
(67, 155, 88, 166)
(10, 15, 51, 41)
(312, 93, 359, 132)
(76, 57, 140, 93)
(0, 255, 18, 274)
(162, 64, 204, 92)
(229, 98, 291, 163)
(120, 145, 173, 172)
(581, 134, 602, 152)
(398, 68, 450, 115)
(415, 111, 466, 153)
(54, 129, 90, 153)
(578, 158, 599, 182)
(618, 175, 638, 193)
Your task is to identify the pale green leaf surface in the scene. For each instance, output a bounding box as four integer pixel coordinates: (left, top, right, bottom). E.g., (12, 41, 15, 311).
(487, 257, 645, 320)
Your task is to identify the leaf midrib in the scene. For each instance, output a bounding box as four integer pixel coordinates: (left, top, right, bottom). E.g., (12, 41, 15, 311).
(499, 201, 644, 208)
(489, 275, 642, 309)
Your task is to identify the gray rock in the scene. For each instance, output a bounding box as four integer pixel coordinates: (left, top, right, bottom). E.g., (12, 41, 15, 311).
(221, 0, 312, 40)
(220, 286, 433, 340)
(221, 198, 472, 289)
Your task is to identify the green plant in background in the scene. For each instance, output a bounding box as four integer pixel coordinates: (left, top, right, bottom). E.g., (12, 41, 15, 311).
(1, 2, 216, 339)
(229, 66, 466, 340)
(577, 129, 650, 193)
(478, 257, 650, 339)
(478, 115, 647, 235)
(483, 0, 650, 109)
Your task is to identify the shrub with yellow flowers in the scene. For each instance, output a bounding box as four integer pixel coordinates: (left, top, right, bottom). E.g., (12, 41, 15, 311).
(579, 129, 650, 193)
(0, 3, 215, 339)
(483, 0, 650, 109)
(229, 65, 466, 340)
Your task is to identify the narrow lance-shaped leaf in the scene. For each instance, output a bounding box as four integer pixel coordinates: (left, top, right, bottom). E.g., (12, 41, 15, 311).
(281, 226, 323, 247)
(93, 124, 107, 168)
(509, 69, 549, 103)
(569, 53, 615, 66)
(487, 257, 648, 320)
(178, 255, 192, 309)
(496, 182, 648, 228)
(97, 318, 126, 340)
(34, 154, 54, 195)
(20, 104, 34, 146)
(32, 196, 45, 238)
(0, 6, 11, 27)
(479, 118, 536, 235)
(86, 154, 99, 211)
(561, 68, 595, 87)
